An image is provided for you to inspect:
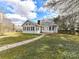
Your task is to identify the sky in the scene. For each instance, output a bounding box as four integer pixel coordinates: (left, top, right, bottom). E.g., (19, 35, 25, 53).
(0, 0, 58, 25)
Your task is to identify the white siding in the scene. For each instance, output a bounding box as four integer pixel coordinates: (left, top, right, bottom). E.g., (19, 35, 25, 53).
(22, 25, 41, 34)
(42, 26, 58, 33)
(22, 20, 58, 34)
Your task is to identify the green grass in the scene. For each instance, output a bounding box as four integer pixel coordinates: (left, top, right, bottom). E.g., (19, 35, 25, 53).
(0, 32, 40, 46)
(0, 34, 79, 59)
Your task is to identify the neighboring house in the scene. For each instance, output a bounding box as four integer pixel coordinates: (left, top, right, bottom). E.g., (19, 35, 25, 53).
(22, 19, 58, 34)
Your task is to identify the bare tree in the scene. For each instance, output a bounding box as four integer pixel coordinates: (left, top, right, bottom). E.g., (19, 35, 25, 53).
(45, 0, 79, 15)
(45, 0, 79, 34)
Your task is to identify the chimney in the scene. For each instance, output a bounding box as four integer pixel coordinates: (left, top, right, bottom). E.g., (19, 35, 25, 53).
(37, 20, 40, 25)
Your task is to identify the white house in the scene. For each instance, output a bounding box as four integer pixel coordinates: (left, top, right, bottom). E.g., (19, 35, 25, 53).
(22, 20, 41, 34)
(22, 19, 58, 34)
(40, 19, 58, 33)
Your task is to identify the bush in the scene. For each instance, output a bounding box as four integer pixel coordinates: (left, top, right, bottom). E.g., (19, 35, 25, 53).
(58, 30, 79, 35)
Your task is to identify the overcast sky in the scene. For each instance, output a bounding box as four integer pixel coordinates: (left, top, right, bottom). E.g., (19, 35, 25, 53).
(0, 0, 58, 25)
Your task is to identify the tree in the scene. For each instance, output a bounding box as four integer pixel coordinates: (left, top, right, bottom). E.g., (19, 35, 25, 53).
(45, 0, 79, 15)
(45, 0, 79, 34)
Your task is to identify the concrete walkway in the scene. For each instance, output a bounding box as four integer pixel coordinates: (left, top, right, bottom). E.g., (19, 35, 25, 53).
(0, 34, 45, 52)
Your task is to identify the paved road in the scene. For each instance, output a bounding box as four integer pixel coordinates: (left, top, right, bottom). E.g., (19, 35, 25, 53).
(0, 34, 45, 52)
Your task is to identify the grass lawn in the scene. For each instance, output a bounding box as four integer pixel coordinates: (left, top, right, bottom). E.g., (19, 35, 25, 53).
(0, 32, 40, 46)
(0, 34, 79, 59)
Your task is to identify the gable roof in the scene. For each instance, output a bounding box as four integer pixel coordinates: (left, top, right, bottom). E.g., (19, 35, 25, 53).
(40, 19, 57, 26)
(22, 20, 36, 26)
(22, 19, 58, 27)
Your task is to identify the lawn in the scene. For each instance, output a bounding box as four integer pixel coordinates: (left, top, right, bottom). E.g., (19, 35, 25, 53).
(0, 32, 40, 46)
(0, 34, 79, 59)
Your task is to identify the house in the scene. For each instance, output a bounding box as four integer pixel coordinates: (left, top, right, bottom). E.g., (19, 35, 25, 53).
(22, 20, 41, 33)
(22, 19, 58, 34)
(40, 19, 58, 33)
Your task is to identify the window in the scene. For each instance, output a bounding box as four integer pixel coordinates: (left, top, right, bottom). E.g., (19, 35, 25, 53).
(31, 27, 34, 31)
(29, 23, 31, 25)
(26, 24, 27, 25)
(52, 26, 54, 30)
(49, 26, 51, 31)
(23, 27, 26, 31)
(31, 27, 32, 31)
(28, 27, 30, 31)
(27, 27, 29, 31)
(36, 27, 38, 31)
(36, 27, 39, 30)
(32, 27, 34, 31)
(26, 22, 30, 25)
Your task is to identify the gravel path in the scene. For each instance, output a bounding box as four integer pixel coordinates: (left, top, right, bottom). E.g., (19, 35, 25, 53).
(0, 34, 45, 52)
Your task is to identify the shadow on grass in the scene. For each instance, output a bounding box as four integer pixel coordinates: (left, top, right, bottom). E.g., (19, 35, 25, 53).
(0, 34, 79, 59)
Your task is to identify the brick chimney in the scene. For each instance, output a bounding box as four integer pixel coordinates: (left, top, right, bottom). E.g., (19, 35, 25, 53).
(37, 20, 40, 25)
